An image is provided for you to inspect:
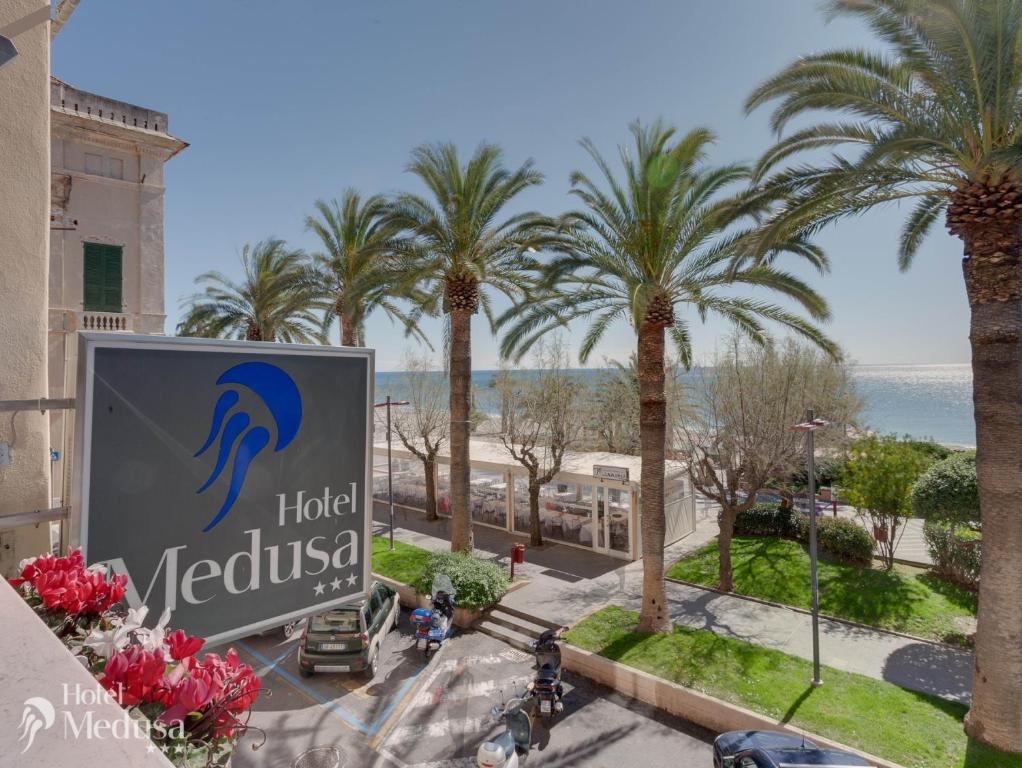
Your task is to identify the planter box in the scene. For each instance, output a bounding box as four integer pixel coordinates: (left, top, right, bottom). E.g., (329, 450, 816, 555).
(372, 572, 486, 627)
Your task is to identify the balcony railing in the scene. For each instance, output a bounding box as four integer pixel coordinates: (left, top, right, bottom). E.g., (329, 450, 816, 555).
(76, 311, 133, 332)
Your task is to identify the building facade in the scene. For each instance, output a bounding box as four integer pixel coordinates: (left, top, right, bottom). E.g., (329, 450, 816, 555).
(47, 77, 187, 520)
(0, 0, 54, 575)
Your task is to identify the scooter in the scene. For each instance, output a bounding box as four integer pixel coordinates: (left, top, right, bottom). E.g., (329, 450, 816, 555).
(410, 573, 456, 657)
(529, 628, 564, 718)
(476, 693, 532, 768)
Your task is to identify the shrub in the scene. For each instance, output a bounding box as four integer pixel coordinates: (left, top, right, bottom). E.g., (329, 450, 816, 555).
(911, 453, 979, 528)
(734, 503, 801, 537)
(413, 551, 509, 609)
(924, 521, 981, 589)
(814, 517, 875, 564)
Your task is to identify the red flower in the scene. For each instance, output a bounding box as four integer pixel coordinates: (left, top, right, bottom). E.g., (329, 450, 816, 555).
(101, 646, 167, 706)
(165, 629, 204, 661)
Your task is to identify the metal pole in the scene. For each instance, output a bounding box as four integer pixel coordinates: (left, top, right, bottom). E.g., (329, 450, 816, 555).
(387, 395, 395, 551)
(806, 407, 822, 687)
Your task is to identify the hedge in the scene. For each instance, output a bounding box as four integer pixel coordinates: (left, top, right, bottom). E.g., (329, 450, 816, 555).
(924, 521, 981, 589)
(814, 517, 875, 564)
(412, 551, 510, 609)
(911, 452, 979, 528)
(735, 503, 874, 564)
(734, 503, 802, 538)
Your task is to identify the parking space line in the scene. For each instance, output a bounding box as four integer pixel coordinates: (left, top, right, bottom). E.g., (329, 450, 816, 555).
(237, 639, 431, 740)
(237, 640, 375, 735)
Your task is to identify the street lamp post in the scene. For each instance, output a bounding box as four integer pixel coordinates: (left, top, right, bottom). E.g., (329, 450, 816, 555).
(374, 396, 410, 551)
(791, 408, 828, 687)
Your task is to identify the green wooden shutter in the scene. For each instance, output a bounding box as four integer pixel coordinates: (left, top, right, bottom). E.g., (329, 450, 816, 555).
(83, 243, 122, 312)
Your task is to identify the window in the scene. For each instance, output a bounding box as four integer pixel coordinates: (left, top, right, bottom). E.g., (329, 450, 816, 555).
(83, 243, 122, 312)
(107, 157, 123, 180)
(84, 153, 103, 175)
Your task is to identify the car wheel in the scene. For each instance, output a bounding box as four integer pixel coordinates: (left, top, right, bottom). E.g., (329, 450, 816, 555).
(281, 621, 298, 640)
(299, 666, 313, 678)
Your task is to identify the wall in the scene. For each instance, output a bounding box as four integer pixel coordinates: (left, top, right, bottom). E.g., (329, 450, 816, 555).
(0, 581, 174, 767)
(0, 0, 55, 573)
(46, 81, 185, 513)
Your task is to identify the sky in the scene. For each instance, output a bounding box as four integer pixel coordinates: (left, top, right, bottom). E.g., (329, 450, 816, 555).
(52, 0, 971, 371)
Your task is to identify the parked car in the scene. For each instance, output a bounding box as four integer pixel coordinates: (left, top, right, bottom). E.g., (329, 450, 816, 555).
(713, 731, 875, 768)
(298, 581, 399, 679)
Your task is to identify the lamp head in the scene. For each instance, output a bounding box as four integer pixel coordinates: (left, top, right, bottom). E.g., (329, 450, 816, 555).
(0, 35, 18, 71)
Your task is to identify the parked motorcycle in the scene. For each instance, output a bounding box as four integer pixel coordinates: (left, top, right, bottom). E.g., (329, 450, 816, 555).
(410, 573, 456, 656)
(529, 628, 564, 718)
(476, 693, 532, 768)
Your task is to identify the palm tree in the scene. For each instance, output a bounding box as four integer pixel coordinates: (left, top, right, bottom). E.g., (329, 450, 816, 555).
(745, 0, 1022, 750)
(501, 121, 834, 633)
(177, 238, 325, 343)
(389, 143, 561, 552)
(305, 191, 426, 347)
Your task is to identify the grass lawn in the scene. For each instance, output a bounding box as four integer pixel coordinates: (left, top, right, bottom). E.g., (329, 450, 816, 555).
(667, 536, 976, 645)
(566, 606, 1019, 768)
(371, 535, 432, 585)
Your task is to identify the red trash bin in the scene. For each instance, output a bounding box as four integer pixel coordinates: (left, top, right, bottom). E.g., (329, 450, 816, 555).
(511, 543, 526, 579)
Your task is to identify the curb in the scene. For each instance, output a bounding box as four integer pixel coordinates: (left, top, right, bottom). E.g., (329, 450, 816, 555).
(561, 643, 906, 768)
(664, 575, 972, 653)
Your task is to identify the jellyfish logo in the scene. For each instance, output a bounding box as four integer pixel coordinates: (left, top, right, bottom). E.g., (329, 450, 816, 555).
(18, 697, 54, 753)
(194, 361, 302, 532)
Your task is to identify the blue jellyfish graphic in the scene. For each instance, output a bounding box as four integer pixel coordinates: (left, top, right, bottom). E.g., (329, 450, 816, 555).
(194, 361, 302, 532)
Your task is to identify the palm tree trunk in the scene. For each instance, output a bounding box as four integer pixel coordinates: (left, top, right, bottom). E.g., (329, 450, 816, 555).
(338, 300, 357, 346)
(529, 480, 544, 547)
(449, 309, 474, 552)
(959, 226, 1022, 752)
(637, 320, 670, 633)
(424, 456, 439, 522)
(246, 326, 262, 341)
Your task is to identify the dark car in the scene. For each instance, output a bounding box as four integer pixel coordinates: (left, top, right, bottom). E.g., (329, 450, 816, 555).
(713, 731, 875, 768)
(297, 581, 399, 679)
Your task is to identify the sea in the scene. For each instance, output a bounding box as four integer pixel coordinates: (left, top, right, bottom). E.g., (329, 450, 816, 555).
(376, 363, 976, 448)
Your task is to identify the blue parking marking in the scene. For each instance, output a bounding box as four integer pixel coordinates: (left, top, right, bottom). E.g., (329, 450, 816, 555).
(236, 640, 427, 738)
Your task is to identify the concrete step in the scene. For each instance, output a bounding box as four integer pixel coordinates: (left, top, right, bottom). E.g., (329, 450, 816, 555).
(485, 608, 551, 640)
(474, 619, 536, 653)
(490, 603, 562, 631)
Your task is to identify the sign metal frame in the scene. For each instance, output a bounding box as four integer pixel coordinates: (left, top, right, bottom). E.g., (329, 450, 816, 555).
(71, 332, 375, 645)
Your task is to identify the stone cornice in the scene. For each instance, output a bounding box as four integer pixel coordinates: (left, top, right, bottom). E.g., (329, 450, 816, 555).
(51, 108, 187, 159)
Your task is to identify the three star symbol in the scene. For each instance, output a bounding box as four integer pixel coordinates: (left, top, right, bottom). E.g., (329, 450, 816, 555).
(313, 573, 359, 595)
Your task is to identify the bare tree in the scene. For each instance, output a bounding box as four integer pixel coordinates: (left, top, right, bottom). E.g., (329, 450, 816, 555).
(391, 354, 449, 521)
(496, 340, 583, 546)
(582, 355, 689, 456)
(679, 337, 860, 591)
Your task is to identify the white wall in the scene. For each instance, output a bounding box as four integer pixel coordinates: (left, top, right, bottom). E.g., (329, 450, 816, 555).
(0, 0, 55, 573)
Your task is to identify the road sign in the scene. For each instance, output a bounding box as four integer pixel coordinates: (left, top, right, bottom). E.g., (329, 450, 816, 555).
(72, 333, 374, 645)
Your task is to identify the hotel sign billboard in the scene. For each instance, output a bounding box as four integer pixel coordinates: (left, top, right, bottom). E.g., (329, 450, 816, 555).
(72, 333, 374, 644)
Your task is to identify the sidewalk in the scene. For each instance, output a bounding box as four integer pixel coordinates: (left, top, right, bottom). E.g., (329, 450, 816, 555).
(373, 500, 972, 705)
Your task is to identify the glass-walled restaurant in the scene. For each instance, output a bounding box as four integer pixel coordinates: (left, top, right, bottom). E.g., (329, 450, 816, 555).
(372, 440, 696, 561)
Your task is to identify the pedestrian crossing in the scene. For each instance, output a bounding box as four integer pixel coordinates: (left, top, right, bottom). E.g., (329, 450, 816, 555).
(376, 639, 538, 768)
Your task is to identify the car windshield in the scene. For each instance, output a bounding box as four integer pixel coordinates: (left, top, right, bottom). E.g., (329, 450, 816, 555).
(310, 610, 360, 633)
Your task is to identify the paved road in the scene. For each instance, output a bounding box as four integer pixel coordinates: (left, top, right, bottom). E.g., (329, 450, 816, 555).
(229, 618, 714, 768)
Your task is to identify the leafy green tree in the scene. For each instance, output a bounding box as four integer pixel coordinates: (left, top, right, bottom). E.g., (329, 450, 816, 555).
(745, 1, 1022, 744)
(912, 452, 980, 531)
(840, 436, 930, 569)
(501, 121, 834, 632)
(305, 191, 425, 347)
(177, 238, 324, 342)
(389, 143, 562, 552)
